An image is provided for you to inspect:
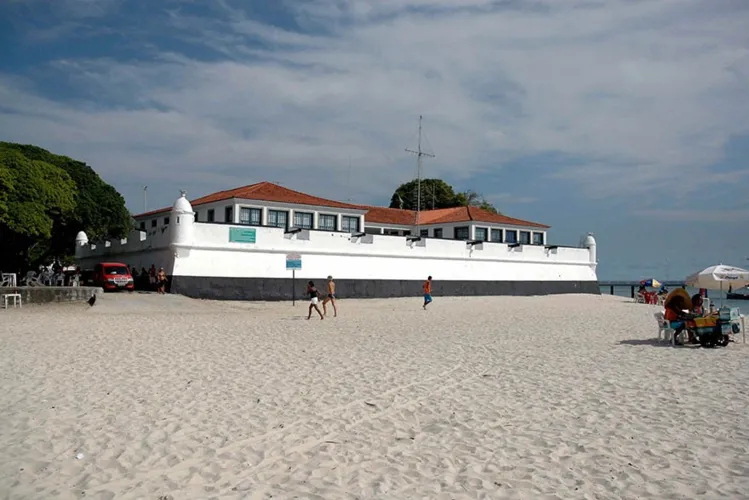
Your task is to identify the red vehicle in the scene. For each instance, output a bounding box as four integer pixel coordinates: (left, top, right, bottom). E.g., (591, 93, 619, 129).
(93, 262, 134, 292)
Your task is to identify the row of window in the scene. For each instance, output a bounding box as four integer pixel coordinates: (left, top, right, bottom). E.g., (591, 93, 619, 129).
(418, 226, 544, 245)
(186, 206, 362, 232)
(138, 209, 540, 245)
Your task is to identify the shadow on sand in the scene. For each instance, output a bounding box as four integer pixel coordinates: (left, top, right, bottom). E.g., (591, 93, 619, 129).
(618, 338, 695, 348)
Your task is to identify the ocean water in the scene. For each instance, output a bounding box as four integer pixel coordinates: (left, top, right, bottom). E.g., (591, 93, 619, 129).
(598, 285, 748, 312)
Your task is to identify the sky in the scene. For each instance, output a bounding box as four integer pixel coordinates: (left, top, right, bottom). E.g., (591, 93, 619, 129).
(1, 0, 748, 280)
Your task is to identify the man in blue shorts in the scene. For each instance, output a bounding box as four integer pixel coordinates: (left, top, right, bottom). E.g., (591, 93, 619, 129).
(423, 276, 433, 310)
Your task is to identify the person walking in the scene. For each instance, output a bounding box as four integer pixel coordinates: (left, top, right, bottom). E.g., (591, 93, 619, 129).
(322, 275, 337, 317)
(306, 281, 324, 320)
(423, 276, 433, 310)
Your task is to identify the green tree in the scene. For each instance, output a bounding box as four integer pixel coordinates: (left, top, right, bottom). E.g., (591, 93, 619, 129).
(389, 178, 459, 211)
(453, 189, 500, 214)
(390, 179, 500, 214)
(0, 147, 77, 269)
(0, 142, 132, 272)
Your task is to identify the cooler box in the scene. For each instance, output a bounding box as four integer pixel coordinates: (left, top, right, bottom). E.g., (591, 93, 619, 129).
(719, 307, 740, 321)
(693, 316, 719, 336)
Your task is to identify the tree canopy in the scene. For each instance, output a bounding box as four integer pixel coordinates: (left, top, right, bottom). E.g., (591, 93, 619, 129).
(389, 178, 500, 214)
(0, 142, 132, 272)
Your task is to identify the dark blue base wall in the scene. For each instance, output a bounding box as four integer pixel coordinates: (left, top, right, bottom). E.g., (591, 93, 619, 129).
(170, 276, 601, 301)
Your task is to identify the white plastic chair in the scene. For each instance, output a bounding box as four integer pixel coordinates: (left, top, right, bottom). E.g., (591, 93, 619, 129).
(654, 312, 676, 344)
(21, 271, 39, 286)
(635, 293, 646, 304)
(0, 273, 16, 287)
(54, 273, 65, 286)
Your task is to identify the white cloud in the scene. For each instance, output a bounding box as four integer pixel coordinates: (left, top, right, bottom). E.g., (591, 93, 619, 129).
(1, 0, 748, 208)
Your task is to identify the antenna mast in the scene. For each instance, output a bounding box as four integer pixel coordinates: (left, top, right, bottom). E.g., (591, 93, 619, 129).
(347, 155, 352, 202)
(405, 115, 435, 233)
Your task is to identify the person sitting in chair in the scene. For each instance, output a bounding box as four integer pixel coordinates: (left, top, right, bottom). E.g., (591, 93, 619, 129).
(691, 294, 705, 317)
(665, 298, 693, 344)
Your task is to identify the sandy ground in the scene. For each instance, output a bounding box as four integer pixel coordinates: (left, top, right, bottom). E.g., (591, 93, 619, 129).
(1, 292, 748, 499)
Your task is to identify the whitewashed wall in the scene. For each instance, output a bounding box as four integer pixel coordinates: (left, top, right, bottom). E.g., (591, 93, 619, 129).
(76, 227, 174, 273)
(170, 223, 596, 282)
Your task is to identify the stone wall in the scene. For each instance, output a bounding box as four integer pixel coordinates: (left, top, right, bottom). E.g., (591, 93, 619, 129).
(1, 287, 102, 305)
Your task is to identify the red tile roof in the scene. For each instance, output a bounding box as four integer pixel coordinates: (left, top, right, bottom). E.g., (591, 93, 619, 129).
(362, 205, 549, 229)
(135, 182, 364, 218)
(133, 181, 548, 229)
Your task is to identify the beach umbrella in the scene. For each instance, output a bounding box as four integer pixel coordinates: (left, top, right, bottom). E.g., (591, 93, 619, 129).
(664, 288, 691, 312)
(639, 278, 661, 288)
(685, 264, 749, 307)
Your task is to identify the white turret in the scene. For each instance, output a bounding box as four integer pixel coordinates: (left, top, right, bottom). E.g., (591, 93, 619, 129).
(583, 232, 597, 266)
(171, 191, 195, 246)
(75, 231, 89, 258)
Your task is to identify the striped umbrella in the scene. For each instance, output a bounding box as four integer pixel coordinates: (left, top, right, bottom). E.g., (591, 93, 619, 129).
(639, 278, 661, 288)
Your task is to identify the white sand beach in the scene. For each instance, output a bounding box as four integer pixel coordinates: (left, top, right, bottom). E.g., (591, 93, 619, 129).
(1, 293, 748, 499)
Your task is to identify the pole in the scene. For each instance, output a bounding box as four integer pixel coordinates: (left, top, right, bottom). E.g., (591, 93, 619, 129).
(405, 115, 435, 234)
(416, 115, 422, 232)
(143, 185, 148, 213)
(292, 269, 296, 306)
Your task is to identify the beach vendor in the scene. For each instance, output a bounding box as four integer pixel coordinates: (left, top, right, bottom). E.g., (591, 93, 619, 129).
(691, 294, 705, 317)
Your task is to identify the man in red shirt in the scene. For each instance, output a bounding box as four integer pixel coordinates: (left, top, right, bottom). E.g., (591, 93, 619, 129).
(423, 276, 433, 310)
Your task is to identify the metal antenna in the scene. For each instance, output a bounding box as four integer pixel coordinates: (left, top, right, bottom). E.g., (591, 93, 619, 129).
(143, 185, 148, 213)
(347, 155, 352, 202)
(405, 115, 435, 232)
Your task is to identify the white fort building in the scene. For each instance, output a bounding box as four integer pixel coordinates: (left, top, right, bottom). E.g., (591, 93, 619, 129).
(75, 182, 599, 300)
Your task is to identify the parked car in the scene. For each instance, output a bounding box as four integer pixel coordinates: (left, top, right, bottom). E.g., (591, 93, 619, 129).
(93, 262, 134, 292)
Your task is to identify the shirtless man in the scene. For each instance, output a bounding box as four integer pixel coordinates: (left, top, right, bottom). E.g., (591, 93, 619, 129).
(322, 275, 338, 317)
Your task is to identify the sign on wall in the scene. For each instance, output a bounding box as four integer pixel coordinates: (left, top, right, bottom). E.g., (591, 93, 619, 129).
(286, 253, 302, 270)
(229, 227, 257, 243)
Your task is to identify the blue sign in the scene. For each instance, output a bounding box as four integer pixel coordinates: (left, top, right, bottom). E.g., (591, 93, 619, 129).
(286, 259, 302, 270)
(229, 227, 256, 243)
(286, 253, 302, 270)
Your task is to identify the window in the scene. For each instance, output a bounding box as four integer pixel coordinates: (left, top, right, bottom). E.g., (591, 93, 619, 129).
(341, 215, 360, 233)
(207, 209, 215, 222)
(533, 232, 544, 245)
(433, 228, 443, 238)
(293, 211, 313, 229)
(239, 207, 261, 226)
(268, 209, 288, 229)
(139, 221, 146, 231)
(225, 206, 233, 223)
(151, 219, 157, 228)
(163, 217, 170, 225)
(195, 212, 199, 222)
(420, 229, 429, 237)
(454, 226, 469, 240)
(505, 230, 517, 243)
(318, 213, 336, 231)
(475, 227, 488, 241)
(520, 231, 531, 244)
(491, 229, 503, 242)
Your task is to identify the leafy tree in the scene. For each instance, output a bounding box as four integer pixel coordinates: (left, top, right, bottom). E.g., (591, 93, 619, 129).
(0, 142, 132, 272)
(389, 178, 458, 211)
(390, 179, 500, 214)
(454, 189, 500, 214)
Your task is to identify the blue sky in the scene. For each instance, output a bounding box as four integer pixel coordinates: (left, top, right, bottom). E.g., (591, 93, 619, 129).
(1, 0, 748, 280)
